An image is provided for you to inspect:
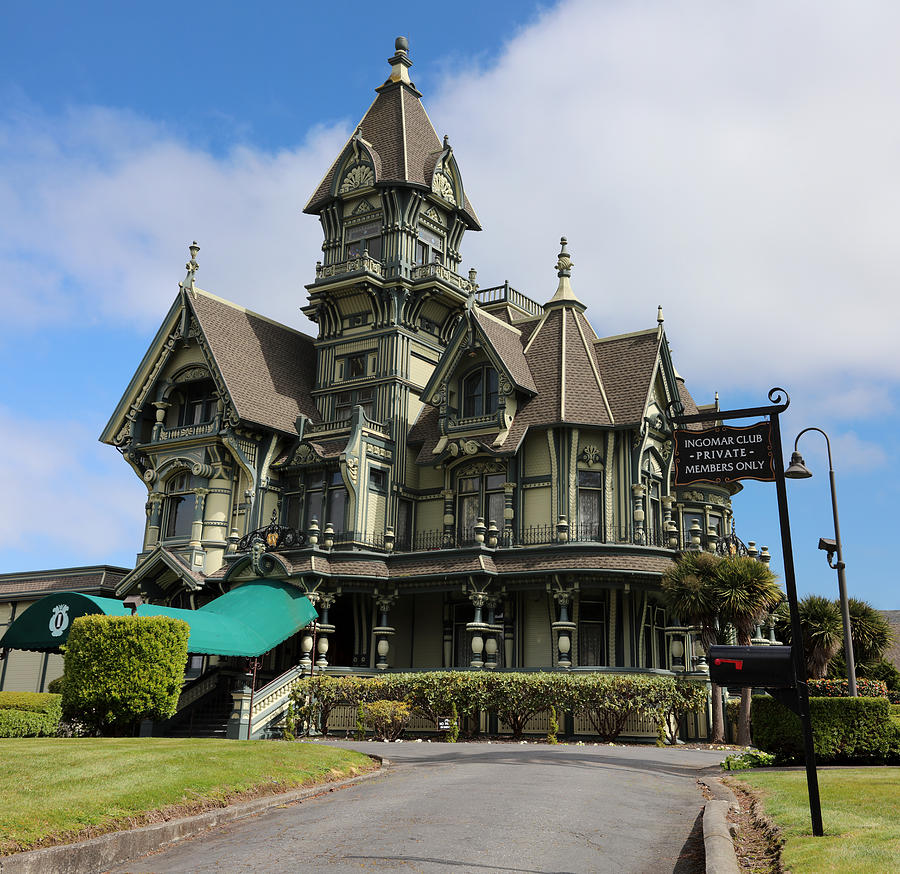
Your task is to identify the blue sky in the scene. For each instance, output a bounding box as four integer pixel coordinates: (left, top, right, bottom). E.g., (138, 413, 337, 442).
(1, 1, 898, 608)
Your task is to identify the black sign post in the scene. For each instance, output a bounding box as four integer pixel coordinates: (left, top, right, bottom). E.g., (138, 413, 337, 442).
(670, 388, 823, 837)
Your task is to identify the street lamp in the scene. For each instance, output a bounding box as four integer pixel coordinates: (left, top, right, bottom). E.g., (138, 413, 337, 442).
(784, 428, 857, 696)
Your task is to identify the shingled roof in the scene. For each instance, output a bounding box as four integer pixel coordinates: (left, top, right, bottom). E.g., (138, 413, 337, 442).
(472, 310, 536, 394)
(593, 329, 661, 425)
(304, 49, 479, 226)
(0, 566, 127, 601)
(190, 290, 319, 435)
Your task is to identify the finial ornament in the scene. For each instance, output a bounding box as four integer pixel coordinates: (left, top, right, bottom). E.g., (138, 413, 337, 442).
(555, 237, 573, 278)
(387, 36, 413, 85)
(657, 305, 664, 326)
(181, 241, 200, 290)
(443, 134, 450, 149)
(395, 36, 409, 54)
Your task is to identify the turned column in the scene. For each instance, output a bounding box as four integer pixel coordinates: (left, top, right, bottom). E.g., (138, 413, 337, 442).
(374, 592, 397, 670)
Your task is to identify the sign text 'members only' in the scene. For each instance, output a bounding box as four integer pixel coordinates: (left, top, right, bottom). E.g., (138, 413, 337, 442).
(673, 421, 775, 485)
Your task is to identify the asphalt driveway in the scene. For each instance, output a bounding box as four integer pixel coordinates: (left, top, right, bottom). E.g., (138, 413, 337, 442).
(112, 741, 727, 874)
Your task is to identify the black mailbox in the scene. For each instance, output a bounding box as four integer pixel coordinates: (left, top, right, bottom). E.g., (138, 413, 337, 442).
(708, 645, 796, 689)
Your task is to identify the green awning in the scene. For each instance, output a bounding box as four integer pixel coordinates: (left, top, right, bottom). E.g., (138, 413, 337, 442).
(0, 579, 317, 658)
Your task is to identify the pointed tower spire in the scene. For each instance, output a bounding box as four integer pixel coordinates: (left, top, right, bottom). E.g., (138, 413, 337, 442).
(546, 236, 585, 309)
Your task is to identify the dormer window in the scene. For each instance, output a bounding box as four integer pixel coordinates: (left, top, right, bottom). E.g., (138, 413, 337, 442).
(164, 472, 196, 539)
(346, 220, 382, 260)
(168, 378, 217, 428)
(461, 366, 499, 418)
(415, 225, 444, 265)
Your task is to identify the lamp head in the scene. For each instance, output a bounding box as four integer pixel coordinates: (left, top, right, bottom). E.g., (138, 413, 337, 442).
(784, 451, 813, 479)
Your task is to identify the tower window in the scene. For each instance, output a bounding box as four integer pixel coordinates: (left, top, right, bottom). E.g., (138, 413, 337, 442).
(457, 472, 505, 543)
(577, 469, 604, 541)
(415, 225, 444, 265)
(346, 220, 382, 260)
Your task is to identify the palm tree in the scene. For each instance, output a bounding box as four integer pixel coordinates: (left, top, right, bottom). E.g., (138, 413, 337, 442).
(661, 551, 725, 742)
(828, 597, 895, 680)
(775, 594, 843, 679)
(715, 555, 782, 746)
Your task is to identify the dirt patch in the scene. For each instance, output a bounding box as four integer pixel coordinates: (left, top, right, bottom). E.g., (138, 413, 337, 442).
(723, 777, 785, 873)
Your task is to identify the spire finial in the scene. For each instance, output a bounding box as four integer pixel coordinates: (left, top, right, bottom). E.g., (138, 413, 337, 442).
(657, 304, 664, 326)
(387, 36, 413, 86)
(443, 134, 450, 149)
(555, 237, 572, 278)
(181, 241, 200, 290)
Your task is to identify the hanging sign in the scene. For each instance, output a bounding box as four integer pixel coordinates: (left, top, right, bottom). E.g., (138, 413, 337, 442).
(674, 421, 775, 485)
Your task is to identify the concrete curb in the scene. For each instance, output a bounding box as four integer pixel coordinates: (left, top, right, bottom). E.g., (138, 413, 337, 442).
(703, 799, 740, 874)
(0, 759, 387, 874)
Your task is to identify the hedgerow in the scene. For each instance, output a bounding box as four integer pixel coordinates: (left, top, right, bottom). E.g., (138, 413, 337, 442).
(0, 692, 62, 737)
(751, 694, 900, 764)
(286, 672, 708, 742)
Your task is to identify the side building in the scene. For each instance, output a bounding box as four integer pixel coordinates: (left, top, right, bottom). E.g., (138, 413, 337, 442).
(98, 39, 743, 693)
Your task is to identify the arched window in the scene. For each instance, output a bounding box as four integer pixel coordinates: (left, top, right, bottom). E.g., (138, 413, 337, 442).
(168, 377, 217, 428)
(577, 470, 604, 541)
(164, 472, 196, 539)
(461, 366, 499, 418)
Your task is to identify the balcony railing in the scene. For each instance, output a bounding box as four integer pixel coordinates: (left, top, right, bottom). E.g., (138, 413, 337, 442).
(158, 420, 218, 441)
(475, 282, 543, 317)
(410, 262, 474, 293)
(315, 255, 384, 281)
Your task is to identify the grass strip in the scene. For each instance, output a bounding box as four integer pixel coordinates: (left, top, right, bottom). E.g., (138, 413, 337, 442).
(732, 767, 900, 873)
(1, 737, 375, 855)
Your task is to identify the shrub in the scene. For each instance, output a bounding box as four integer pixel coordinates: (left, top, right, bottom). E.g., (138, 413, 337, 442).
(361, 700, 411, 741)
(721, 750, 776, 770)
(0, 691, 62, 715)
(752, 695, 900, 764)
(807, 677, 888, 698)
(0, 693, 62, 737)
(62, 615, 190, 736)
(46, 676, 66, 695)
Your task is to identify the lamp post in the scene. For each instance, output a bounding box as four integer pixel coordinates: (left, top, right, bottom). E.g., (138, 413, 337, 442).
(784, 427, 857, 697)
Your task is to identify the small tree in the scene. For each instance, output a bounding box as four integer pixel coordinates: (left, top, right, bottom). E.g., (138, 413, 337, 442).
(775, 594, 843, 679)
(62, 615, 190, 736)
(715, 556, 782, 746)
(661, 551, 725, 742)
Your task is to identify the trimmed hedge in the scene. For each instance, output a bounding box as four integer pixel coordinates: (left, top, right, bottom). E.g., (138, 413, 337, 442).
(0, 692, 62, 737)
(287, 672, 708, 743)
(62, 615, 190, 735)
(807, 677, 888, 698)
(751, 695, 900, 764)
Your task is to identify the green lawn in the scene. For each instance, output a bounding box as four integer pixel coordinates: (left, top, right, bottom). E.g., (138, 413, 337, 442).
(733, 768, 900, 873)
(1, 738, 375, 855)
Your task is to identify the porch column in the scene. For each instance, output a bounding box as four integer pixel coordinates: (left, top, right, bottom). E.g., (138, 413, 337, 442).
(374, 592, 397, 670)
(466, 592, 490, 669)
(631, 483, 646, 544)
(551, 590, 576, 669)
(503, 482, 516, 546)
(315, 593, 337, 669)
(441, 488, 455, 546)
(483, 596, 502, 670)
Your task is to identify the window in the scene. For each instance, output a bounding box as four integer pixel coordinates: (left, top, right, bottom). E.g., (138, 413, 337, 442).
(645, 479, 662, 545)
(164, 472, 196, 539)
(457, 472, 505, 543)
(169, 378, 217, 427)
(335, 387, 374, 420)
(302, 469, 348, 533)
(396, 498, 413, 551)
(346, 220, 382, 260)
(369, 468, 387, 492)
(282, 477, 303, 530)
(578, 600, 607, 666)
(577, 470, 604, 541)
(461, 366, 499, 418)
(336, 351, 373, 381)
(415, 225, 444, 265)
(682, 511, 704, 547)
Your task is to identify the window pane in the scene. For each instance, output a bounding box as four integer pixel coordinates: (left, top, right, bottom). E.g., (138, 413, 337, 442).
(366, 236, 382, 260)
(305, 471, 325, 489)
(463, 371, 483, 417)
(487, 492, 504, 529)
(579, 622, 606, 666)
(347, 220, 380, 241)
(578, 490, 601, 539)
(348, 355, 366, 378)
(458, 494, 479, 540)
(305, 490, 324, 526)
(578, 470, 603, 488)
(485, 474, 506, 490)
(327, 488, 347, 532)
(166, 494, 195, 539)
(416, 241, 428, 265)
(283, 494, 302, 530)
(459, 477, 479, 493)
(485, 369, 498, 414)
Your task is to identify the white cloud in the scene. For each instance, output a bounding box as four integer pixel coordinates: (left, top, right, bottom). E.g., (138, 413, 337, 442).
(430, 0, 900, 392)
(0, 409, 146, 560)
(0, 104, 347, 334)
